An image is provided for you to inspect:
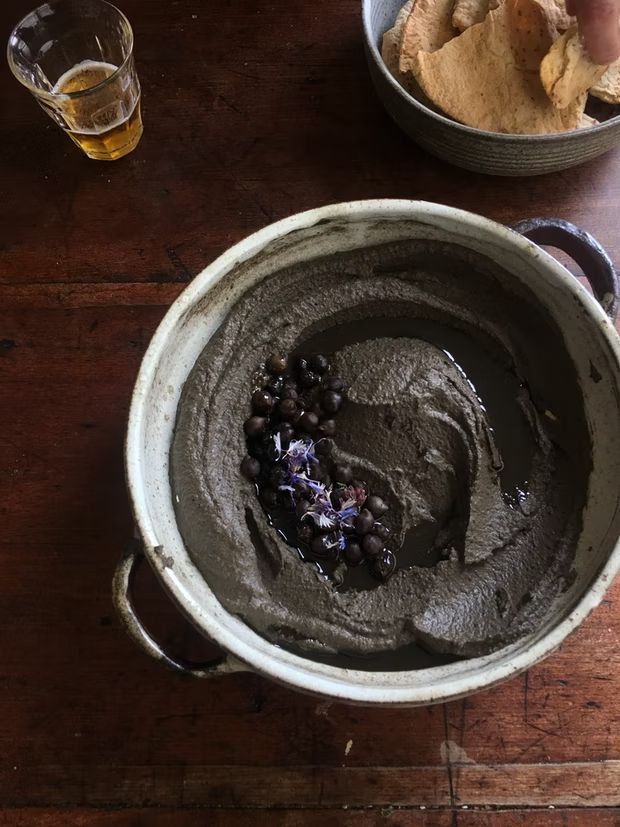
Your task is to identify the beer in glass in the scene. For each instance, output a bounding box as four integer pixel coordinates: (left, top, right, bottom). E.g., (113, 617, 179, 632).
(8, 0, 142, 161)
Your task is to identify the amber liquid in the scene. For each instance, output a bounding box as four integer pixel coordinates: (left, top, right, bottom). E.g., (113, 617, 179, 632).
(53, 61, 142, 160)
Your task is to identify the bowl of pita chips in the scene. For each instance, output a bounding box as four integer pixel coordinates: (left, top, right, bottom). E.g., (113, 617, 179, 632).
(362, 0, 620, 175)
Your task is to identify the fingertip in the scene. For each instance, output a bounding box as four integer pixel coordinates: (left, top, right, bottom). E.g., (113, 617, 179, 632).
(582, 27, 620, 64)
(578, 1, 620, 64)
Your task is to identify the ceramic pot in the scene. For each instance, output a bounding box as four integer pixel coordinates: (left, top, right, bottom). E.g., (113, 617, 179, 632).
(115, 200, 620, 705)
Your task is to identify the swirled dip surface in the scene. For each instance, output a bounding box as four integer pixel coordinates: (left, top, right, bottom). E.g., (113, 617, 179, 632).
(171, 240, 590, 662)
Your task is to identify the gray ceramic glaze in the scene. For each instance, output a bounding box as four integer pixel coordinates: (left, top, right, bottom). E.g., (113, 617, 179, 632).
(362, 0, 620, 176)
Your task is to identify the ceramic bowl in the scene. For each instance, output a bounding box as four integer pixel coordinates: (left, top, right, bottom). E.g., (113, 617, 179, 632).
(362, 0, 620, 176)
(115, 200, 620, 706)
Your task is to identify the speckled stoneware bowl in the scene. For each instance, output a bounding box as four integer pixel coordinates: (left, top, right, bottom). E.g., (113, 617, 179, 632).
(362, 0, 620, 176)
(115, 201, 620, 706)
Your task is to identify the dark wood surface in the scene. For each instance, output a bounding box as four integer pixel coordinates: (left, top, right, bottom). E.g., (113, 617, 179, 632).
(2, 0, 620, 823)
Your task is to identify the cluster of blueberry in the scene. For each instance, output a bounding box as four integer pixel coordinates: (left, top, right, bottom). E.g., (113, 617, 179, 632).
(241, 352, 396, 582)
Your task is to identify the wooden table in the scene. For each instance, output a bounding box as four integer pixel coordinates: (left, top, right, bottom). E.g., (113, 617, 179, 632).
(2, 0, 620, 823)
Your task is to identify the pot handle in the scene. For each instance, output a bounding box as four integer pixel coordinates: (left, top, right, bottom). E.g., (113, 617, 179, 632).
(112, 538, 247, 678)
(512, 218, 619, 322)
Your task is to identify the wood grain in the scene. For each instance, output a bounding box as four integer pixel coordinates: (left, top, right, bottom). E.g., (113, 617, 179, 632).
(0, 814, 619, 827)
(1, 0, 620, 821)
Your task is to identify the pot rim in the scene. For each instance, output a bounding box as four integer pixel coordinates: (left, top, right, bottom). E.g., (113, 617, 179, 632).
(126, 199, 620, 704)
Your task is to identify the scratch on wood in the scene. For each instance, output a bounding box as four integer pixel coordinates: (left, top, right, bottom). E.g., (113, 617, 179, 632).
(524, 670, 530, 723)
(165, 246, 192, 283)
(217, 94, 242, 115)
(442, 705, 457, 819)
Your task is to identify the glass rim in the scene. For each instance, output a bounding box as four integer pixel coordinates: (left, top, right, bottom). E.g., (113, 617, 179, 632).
(6, 0, 135, 102)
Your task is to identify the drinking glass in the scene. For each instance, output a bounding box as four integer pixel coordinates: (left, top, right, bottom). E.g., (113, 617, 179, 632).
(7, 0, 143, 160)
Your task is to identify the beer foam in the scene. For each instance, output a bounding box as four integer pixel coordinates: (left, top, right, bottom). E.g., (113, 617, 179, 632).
(52, 60, 118, 95)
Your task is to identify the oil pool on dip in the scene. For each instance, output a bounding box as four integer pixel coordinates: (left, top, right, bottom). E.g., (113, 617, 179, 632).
(52, 60, 142, 160)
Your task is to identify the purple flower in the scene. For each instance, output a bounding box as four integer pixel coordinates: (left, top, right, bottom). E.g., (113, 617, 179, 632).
(285, 438, 316, 471)
(338, 505, 358, 521)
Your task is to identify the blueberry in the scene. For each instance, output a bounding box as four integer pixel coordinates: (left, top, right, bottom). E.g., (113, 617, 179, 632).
(362, 533, 384, 558)
(296, 499, 311, 518)
(308, 354, 330, 374)
(318, 418, 336, 438)
(252, 389, 274, 413)
(310, 534, 338, 560)
(278, 399, 298, 420)
(314, 439, 331, 456)
(373, 523, 390, 540)
(373, 549, 397, 581)
(299, 411, 319, 433)
(266, 353, 288, 375)
(344, 541, 364, 567)
(280, 386, 298, 401)
(240, 456, 261, 480)
(366, 495, 388, 518)
(355, 508, 375, 535)
(278, 422, 295, 446)
(322, 391, 342, 414)
(332, 464, 353, 484)
(244, 416, 266, 438)
(325, 376, 344, 392)
(300, 370, 320, 388)
(264, 377, 283, 397)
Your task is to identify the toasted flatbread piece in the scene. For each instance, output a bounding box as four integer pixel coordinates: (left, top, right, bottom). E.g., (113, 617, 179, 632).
(579, 113, 599, 128)
(452, 0, 500, 31)
(399, 0, 458, 75)
(382, 1, 414, 78)
(533, 0, 575, 33)
(590, 59, 620, 104)
(540, 27, 608, 109)
(452, 0, 572, 32)
(414, 0, 586, 133)
(382, 1, 424, 96)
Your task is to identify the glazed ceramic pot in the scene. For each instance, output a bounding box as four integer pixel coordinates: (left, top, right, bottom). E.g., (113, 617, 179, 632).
(362, 0, 620, 176)
(115, 200, 620, 705)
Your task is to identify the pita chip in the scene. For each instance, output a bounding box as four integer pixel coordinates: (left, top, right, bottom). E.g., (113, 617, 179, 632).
(452, 0, 501, 32)
(590, 59, 620, 104)
(382, 1, 414, 78)
(450, 0, 574, 34)
(578, 113, 599, 128)
(399, 0, 458, 75)
(414, 0, 587, 134)
(532, 0, 575, 34)
(381, 2, 424, 97)
(540, 27, 608, 109)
